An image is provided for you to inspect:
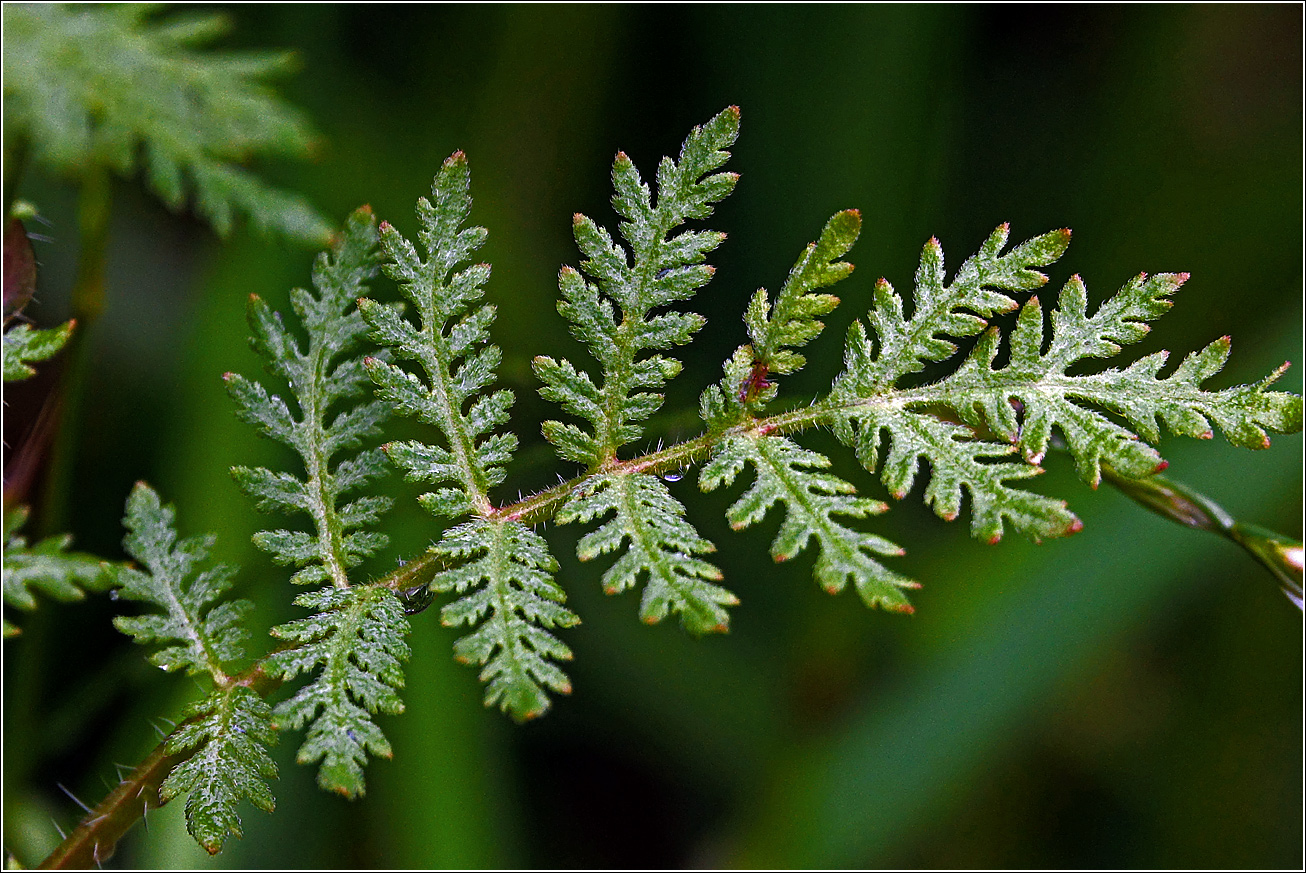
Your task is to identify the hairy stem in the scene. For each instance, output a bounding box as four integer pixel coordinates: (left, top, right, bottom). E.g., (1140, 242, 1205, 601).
(37, 664, 281, 870)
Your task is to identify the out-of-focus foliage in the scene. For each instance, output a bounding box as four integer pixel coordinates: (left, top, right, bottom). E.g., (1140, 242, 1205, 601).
(3, 4, 330, 242)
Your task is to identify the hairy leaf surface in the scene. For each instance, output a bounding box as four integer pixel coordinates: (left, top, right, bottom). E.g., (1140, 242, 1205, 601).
(161, 685, 277, 855)
(536, 106, 740, 466)
(228, 206, 391, 588)
(432, 519, 579, 721)
(362, 152, 513, 518)
(700, 433, 917, 612)
(112, 483, 250, 681)
(266, 585, 410, 798)
(559, 472, 736, 633)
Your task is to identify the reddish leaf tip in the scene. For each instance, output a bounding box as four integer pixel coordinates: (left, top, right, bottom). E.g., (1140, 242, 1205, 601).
(987, 533, 1003, 545)
(378, 220, 392, 231)
(710, 623, 729, 634)
(1067, 518, 1085, 535)
(1199, 430, 1214, 440)
(357, 203, 374, 215)
(1154, 459, 1170, 473)
(572, 212, 585, 225)
(641, 615, 658, 625)
(891, 602, 916, 615)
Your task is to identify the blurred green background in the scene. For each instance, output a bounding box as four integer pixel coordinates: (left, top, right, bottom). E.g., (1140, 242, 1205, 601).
(4, 4, 1302, 868)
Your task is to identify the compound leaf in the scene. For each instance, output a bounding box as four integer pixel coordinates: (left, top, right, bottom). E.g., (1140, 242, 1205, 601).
(160, 685, 277, 855)
(228, 206, 392, 588)
(265, 585, 410, 798)
(112, 483, 250, 681)
(432, 519, 578, 721)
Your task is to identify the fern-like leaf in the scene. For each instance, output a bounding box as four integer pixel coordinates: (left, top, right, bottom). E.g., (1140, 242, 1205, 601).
(360, 154, 581, 716)
(265, 585, 410, 798)
(3, 4, 330, 242)
(361, 152, 511, 517)
(535, 106, 740, 467)
(432, 519, 579, 721)
(826, 225, 1085, 545)
(942, 272, 1304, 484)
(700, 434, 917, 612)
(701, 209, 861, 426)
(2, 505, 113, 638)
(112, 483, 250, 681)
(850, 224, 1071, 393)
(160, 685, 277, 855)
(227, 206, 392, 588)
(558, 473, 736, 633)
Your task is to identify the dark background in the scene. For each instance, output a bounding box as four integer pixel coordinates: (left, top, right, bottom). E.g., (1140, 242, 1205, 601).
(4, 4, 1302, 868)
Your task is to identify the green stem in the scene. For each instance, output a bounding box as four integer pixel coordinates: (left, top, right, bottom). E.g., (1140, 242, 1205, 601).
(1099, 463, 1304, 608)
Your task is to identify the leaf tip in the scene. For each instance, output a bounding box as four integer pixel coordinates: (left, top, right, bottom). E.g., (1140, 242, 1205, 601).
(986, 533, 1003, 546)
(1066, 518, 1085, 535)
(572, 213, 585, 227)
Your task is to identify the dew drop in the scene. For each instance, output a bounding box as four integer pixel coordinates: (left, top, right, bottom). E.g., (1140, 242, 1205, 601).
(398, 583, 436, 616)
(661, 469, 685, 483)
(108, 589, 120, 601)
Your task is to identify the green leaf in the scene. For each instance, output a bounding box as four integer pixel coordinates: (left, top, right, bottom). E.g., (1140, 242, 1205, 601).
(3, 505, 114, 638)
(361, 151, 513, 517)
(848, 223, 1071, 393)
(702, 209, 862, 425)
(228, 206, 392, 587)
(111, 483, 250, 681)
(700, 434, 917, 613)
(432, 519, 579, 721)
(536, 106, 740, 466)
(559, 472, 737, 633)
(2, 320, 75, 382)
(2, 4, 330, 242)
(830, 402, 1081, 544)
(941, 273, 1305, 484)
(266, 585, 410, 798)
(160, 685, 277, 855)
(746, 209, 860, 377)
